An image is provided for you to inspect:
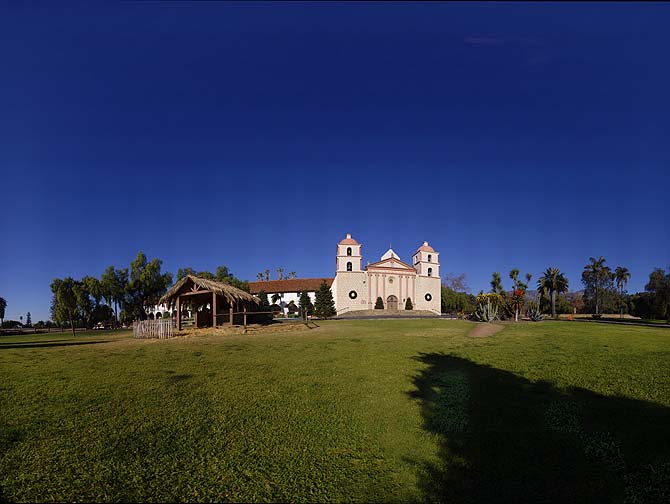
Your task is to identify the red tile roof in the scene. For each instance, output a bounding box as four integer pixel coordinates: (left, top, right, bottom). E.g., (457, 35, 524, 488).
(338, 233, 359, 245)
(248, 278, 334, 294)
(415, 241, 435, 253)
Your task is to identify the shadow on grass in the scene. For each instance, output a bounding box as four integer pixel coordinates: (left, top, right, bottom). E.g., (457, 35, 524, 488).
(408, 353, 670, 503)
(0, 340, 110, 350)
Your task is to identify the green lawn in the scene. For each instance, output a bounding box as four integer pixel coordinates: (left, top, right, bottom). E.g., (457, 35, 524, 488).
(1, 320, 669, 503)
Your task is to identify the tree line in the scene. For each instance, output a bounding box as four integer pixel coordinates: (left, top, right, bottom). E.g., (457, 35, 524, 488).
(49, 252, 248, 335)
(441, 257, 670, 323)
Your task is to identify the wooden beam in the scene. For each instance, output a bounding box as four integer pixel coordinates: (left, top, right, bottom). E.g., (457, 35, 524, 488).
(229, 305, 233, 326)
(179, 290, 215, 298)
(176, 296, 181, 331)
(212, 292, 217, 328)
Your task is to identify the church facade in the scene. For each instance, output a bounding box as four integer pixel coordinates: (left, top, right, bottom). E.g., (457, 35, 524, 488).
(331, 234, 441, 315)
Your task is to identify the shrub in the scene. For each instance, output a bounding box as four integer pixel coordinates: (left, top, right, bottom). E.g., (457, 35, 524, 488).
(375, 297, 384, 309)
(405, 297, 413, 310)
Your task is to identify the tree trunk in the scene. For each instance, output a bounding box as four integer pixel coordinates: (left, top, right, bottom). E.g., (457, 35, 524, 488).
(551, 290, 556, 318)
(70, 318, 76, 337)
(595, 287, 599, 315)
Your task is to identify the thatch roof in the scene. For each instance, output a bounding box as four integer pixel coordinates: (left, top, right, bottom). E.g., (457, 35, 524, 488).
(159, 275, 259, 306)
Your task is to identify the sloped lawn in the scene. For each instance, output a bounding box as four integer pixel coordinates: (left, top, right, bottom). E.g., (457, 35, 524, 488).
(1, 320, 669, 502)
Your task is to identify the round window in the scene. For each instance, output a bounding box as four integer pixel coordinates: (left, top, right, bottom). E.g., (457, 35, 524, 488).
(425, 293, 432, 302)
(349, 290, 358, 299)
(388, 277, 394, 284)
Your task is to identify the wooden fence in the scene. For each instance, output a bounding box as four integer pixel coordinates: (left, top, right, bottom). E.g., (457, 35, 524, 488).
(133, 318, 175, 339)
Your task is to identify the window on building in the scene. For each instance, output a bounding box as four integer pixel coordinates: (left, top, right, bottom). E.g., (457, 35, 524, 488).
(347, 247, 352, 256)
(428, 254, 432, 262)
(347, 262, 352, 271)
(428, 268, 433, 277)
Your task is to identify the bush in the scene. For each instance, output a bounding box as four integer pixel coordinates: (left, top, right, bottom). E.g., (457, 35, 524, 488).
(405, 297, 413, 310)
(375, 297, 384, 310)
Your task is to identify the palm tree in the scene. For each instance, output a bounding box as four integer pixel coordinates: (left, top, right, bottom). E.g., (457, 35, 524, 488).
(582, 256, 611, 315)
(537, 268, 569, 318)
(288, 271, 297, 279)
(256, 272, 264, 281)
(276, 268, 284, 281)
(614, 266, 631, 319)
(490, 272, 503, 294)
(0, 296, 6, 327)
(264, 269, 270, 281)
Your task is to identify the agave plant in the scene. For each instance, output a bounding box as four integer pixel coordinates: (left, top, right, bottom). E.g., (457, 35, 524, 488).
(527, 301, 544, 322)
(475, 298, 499, 322)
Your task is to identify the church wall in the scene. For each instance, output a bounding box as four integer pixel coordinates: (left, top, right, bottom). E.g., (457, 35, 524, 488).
(333, 271, 367, 313)
(414, 275, 442, 313)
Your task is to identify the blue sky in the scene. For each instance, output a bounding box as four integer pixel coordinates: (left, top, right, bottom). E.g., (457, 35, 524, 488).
(1, 2, 669, 321)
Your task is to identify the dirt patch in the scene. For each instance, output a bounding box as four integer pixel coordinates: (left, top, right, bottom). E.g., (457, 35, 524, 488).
(176, 322, 311, 338)
(468, 323, 504, 338)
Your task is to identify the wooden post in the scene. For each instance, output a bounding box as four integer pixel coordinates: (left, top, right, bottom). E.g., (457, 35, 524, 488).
(212, 292, 217, 328)
(176, 296, 181, 331)
(243, 306, 247, 328)
(229, 305, 234, 326)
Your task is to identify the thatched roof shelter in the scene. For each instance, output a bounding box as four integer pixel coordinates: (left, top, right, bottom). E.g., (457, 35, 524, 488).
(160, 275, 258, 306)
(159, 275, 259, 330)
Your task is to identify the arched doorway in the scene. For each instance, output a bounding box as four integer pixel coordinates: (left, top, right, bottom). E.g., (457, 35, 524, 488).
(387, 295, 398, 311)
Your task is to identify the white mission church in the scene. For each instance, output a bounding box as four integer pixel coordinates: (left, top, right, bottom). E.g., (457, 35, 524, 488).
(330, 234, 441, 315)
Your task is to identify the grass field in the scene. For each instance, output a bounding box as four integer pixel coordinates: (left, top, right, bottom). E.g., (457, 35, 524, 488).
(1, 320, 669, 503)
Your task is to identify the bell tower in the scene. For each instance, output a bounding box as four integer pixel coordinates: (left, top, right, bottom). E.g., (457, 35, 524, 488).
(413, 241, 439, 278)
(336, 233, 362, 272)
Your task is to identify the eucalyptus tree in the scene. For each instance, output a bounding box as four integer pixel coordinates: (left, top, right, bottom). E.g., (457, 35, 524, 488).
(50, 277, 80, 337)
(614, 266, 631, 319)
(537, 268, 569, 318)
(582, 256, 612, 315)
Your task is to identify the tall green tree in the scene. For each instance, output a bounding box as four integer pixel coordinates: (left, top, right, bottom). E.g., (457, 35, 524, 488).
(50, 277, 80, 337)
(25, 312, 32, 327)
(125, 252, 173, 321)
(314, 282, 336, 319)
(645, 267, 670, 322)
(298, 291, 313, 320)
(538, 267, 569, 318)
(614, 266, 631, 318)
(177, 267, 197, 280)
(0, 297, 6, 327)
(582, 256, 613, 315)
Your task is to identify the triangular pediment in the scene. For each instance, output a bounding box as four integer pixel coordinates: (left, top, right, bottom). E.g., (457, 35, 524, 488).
(366, 257, 416, 271)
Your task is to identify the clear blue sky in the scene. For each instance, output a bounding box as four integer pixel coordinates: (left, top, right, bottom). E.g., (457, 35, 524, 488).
(1, 2, 669, 322)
